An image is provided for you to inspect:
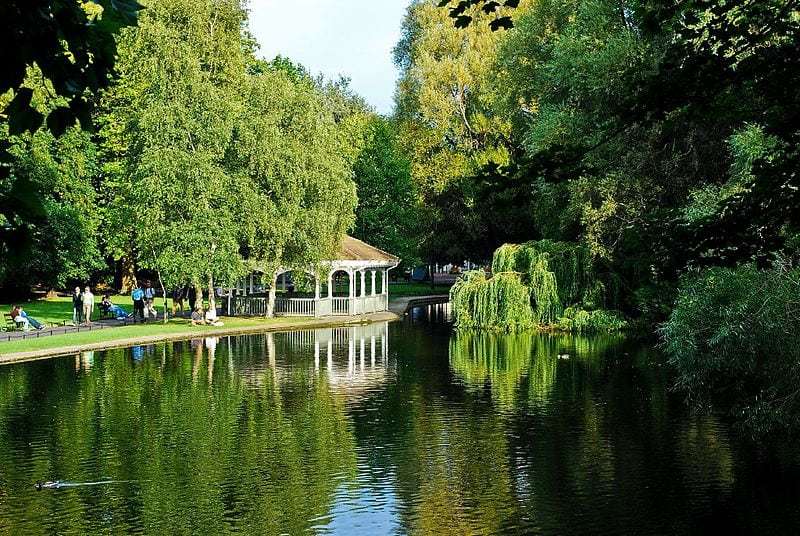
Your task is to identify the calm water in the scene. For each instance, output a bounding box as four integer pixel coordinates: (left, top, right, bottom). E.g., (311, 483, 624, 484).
(1, 306, 799, 535)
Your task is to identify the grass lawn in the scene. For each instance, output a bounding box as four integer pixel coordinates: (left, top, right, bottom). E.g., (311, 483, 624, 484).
(388, 282, 451, 297)
(1, 295, 181, 325)
(0, 315, 317, 356)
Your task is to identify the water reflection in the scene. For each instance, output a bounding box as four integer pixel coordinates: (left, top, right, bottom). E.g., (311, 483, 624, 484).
(0, 321, 798, 535)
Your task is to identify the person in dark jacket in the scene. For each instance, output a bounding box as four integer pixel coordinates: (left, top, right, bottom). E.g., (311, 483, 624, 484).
(131, 284, 145, 323)
(72, 287, 83, 325)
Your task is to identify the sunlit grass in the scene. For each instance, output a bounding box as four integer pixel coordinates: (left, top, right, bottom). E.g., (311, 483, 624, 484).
(0, 316, 316, 356)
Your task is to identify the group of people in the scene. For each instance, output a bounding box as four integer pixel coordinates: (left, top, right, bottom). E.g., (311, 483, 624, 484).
(72, 286, 133, 325)
(8, 305, 44, 331)
(71, 286, 97, 325)
(190, 306, 224, 327)
(11, 280, 227, 334)
(130, 280, 158, 323)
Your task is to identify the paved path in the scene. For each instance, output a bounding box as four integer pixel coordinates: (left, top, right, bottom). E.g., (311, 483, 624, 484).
(1, 314, 173, 343)
(1, 296, 451, 363)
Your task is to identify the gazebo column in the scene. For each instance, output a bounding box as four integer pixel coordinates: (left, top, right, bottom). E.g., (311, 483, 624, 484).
(371, 271, 376, 296)
(314, 279, 320, 317)
(383, 269, 389, 310)
(348, 269, 355, 315)
(360, 270, 366, 297)
(327, 273, 333, 299)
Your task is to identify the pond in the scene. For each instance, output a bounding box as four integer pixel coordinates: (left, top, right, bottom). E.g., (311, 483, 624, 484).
(1, 305, 799, 535)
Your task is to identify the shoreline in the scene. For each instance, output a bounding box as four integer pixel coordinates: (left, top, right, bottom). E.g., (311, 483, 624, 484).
(0, 311, 400, 365)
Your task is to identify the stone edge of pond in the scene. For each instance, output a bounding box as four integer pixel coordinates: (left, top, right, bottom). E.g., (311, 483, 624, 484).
(0, 312, 401, 365)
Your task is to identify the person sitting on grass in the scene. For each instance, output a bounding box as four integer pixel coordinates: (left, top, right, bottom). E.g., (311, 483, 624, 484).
(101, 295, 131, 320)
(204, 307, 224, 327)
(190, 307, 205, 326)
(10, 306, 44, 331)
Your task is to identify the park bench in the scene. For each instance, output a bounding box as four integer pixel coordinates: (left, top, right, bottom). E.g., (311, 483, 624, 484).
(3, 313, 26, 332)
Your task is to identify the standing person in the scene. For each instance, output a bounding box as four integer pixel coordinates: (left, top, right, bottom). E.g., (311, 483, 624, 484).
(144, 280, 158, 320)
(71, 287, 83, 326)
(131, 283, 145, 323)
(188, 285, 198, 313)
(82, 286, 95, 325)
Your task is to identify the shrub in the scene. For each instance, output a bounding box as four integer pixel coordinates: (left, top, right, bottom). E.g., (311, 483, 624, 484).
(452, 240, 626, 331)
(660, 261, 800, 436)
(557, 307, 627, 333)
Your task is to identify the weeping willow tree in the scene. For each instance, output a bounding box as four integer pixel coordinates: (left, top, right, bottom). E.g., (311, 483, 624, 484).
(450, 271, 535, 331)
(452, 240, 624, 331)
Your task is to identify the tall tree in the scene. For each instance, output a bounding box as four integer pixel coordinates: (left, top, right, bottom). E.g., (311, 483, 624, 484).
(352, 117, 421, 266)
(393, 0, 526, 201)
(230, 63, 358, 316)
(103, 0, 250, 311)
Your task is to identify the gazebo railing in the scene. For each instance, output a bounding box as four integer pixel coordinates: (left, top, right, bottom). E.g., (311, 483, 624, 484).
(230, 295, 389, 318)
(231, 296, 269, 316)
(331, 298, 350, 315)
(274, 298, 316, 317)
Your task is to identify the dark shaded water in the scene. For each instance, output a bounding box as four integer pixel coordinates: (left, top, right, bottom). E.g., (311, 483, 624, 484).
(1, 306, 799, 535)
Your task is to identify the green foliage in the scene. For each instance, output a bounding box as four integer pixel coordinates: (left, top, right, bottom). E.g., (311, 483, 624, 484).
(493, 240, 595, 306)
(661, 262, 800, 436)
(557, 307, 627, 334)
(99, 0, 359, 303)
(0, 125, 102, 292)
(450, 270, 535, 332)
(352, 117, 422, 267)
(0, 0, 141, 136)
(394, 0, 526, 201)
(453, 240, 623, 331)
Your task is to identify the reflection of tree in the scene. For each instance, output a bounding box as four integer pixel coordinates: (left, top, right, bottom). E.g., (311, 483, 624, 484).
(0, 341, 357, 534)
(395, 389, 518, 536)
(449, 331, 534, 409)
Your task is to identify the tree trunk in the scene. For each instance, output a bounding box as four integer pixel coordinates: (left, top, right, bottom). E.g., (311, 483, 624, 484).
(266, 272, 277, 318)
(207, 275, 216, 315)
(194, 282, 204, 311)
(159, 278, 168, 324)
(148, 248, 169, 323)
(120, 256, 137, 294)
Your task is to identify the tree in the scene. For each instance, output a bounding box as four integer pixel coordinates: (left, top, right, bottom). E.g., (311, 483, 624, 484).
(393, 0, 524, 201)
(230, 63, 358, 316)
(352, 117, 422, 266)
(103, 0, 250, 313)
(1, 1, 141, 295)
(0, 124, 103, 295)
(1, 0, 141, 136)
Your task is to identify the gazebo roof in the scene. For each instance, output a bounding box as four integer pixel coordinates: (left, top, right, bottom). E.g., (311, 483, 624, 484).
(335, 236, 399, 264)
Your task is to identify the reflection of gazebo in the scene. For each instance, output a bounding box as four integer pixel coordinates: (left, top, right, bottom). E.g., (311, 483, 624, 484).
(229, 236, 400, 317)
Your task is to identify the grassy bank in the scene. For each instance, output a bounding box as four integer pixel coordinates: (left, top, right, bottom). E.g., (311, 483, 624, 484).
(0, 316, 319, 357)
(4, 284, 449, 326)
(1, 295, 176, 325)
(0, 286, 438, 358)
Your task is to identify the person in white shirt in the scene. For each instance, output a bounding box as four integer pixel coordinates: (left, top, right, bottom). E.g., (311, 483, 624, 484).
(82, 287, 95, 325)
(204, 307, 223, 327)
(143, 280, 158, 319)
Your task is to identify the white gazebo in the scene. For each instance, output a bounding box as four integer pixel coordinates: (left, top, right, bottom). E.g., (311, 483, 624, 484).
(228, 236, 400, 317)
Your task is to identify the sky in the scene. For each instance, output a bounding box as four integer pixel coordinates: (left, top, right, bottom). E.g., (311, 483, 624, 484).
(248, 0, 411, 115)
